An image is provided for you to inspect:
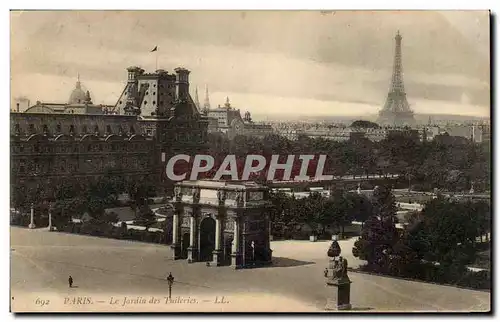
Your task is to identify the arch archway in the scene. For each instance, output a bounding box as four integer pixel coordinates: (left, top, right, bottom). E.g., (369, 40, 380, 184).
(224, 236, 233, 265)
(199, 217, 216, 262)
(181, 232, 190, 259)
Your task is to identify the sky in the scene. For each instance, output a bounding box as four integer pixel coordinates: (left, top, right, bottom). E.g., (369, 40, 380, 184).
(10, 10, 490, 119)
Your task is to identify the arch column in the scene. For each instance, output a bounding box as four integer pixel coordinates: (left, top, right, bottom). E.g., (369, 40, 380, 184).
(231, 216, 242, 269)
(170, 205, 182, 260)
(187, 212, 198, 263)
(211, 212, 224, 267)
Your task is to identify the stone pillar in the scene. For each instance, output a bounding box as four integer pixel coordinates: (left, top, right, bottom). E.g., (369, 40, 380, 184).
(172, 213, 178, 243)
(231, 217, 242, 268)
(265, 213, 272, 263)
(187, 215, 198, 263)
(170, 208, 181, 260)
(211, 215, 223, 267)
(28, 203, 36, 229)
(326, 278, 352, 311)
(325, 257, 352, 311)
(48, 210, 52, 231)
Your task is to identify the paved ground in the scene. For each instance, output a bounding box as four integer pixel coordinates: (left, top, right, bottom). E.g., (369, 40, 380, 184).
(10, 227, 490, 313)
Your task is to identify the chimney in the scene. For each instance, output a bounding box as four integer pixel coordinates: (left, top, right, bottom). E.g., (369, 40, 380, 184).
(174, 67, 190, 101)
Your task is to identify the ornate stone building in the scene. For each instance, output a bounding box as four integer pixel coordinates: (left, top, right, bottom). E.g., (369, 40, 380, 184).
(200, 91, 274, 139)
(10, 66, 208, 204)
(171, 180, 273, 268)
(24, 75, 115, 115)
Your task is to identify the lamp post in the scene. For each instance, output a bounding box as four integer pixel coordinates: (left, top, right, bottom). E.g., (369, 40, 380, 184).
(28, 203, 36, 229)
(167, 273, 174, 299)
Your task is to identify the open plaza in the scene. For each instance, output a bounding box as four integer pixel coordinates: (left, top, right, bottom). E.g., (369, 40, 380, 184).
(10, 227, 490, 312)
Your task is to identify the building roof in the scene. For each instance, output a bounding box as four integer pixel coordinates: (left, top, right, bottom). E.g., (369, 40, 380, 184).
(68, 79, 87, 104)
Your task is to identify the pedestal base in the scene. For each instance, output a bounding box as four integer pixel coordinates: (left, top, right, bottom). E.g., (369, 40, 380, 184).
(231, 252, 242, 269)
(28, 223, 36, 229)
(337, 304, 352, 310)
(325, 299, 352, 311)
(326, 277, 352, 311)
(187, 247, 198, 263)
(170, 244, 181, 260)
(210, 250, 223, 267)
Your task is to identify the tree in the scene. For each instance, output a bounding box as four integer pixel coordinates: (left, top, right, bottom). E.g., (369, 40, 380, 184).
(350, 120, 380, 129)
(134, 205, 157, 232)
(352, 185, 400, 273)
(302, 192, 325, 236)
(415, 197, 484, 267)
(347, 193, 373, 227)
(326, 189, 351, 238)
(51, 197, 85, 229)
(269, 191, 292, 236)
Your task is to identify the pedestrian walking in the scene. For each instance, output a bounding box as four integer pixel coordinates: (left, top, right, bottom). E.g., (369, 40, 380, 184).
(68, 276, 73, 288)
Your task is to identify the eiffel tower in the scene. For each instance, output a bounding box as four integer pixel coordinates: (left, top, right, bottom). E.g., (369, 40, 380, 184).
(377, 31, 416, 127)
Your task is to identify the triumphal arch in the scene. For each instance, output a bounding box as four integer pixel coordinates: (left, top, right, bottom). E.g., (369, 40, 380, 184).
(170, 180, 272, 268)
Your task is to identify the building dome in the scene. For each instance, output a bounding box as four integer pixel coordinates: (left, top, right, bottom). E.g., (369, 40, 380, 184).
(68, 76, 88, 104)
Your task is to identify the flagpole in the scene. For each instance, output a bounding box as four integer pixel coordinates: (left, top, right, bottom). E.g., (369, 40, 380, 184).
(155, 47, 159, 71)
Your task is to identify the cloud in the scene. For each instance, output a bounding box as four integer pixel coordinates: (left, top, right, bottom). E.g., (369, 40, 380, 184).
(10, 10, 490, 117)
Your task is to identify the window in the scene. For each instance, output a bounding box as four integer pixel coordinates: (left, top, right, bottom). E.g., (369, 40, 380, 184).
(14, 124, 20, 135)
(87, 144, 92, 152)
(19, 160, 25, 173)
(106, 125, 112, 134)
(29, 124, 35, 134)
(82, 125, 88, 134)
(144, 101, 148, 105)
(152, 101, 156, 105)
(94, 125, 99, 134)
(146, 91, 149, 95)
(56, 124, 62, 133)
(69, 125, 75, 135)
(118, 126, 123, 135)
(153, 92, 156, 95)
(130, 126, 135, 135)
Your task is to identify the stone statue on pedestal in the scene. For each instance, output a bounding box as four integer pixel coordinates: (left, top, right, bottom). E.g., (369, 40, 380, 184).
(174, 186, 182, 200)
(235, 190, 244, 207)
(325, 241, 352, 311)
(192, 187, 200, 202)
(217, 189, 226, 205)
(330, 256, 349, 283)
